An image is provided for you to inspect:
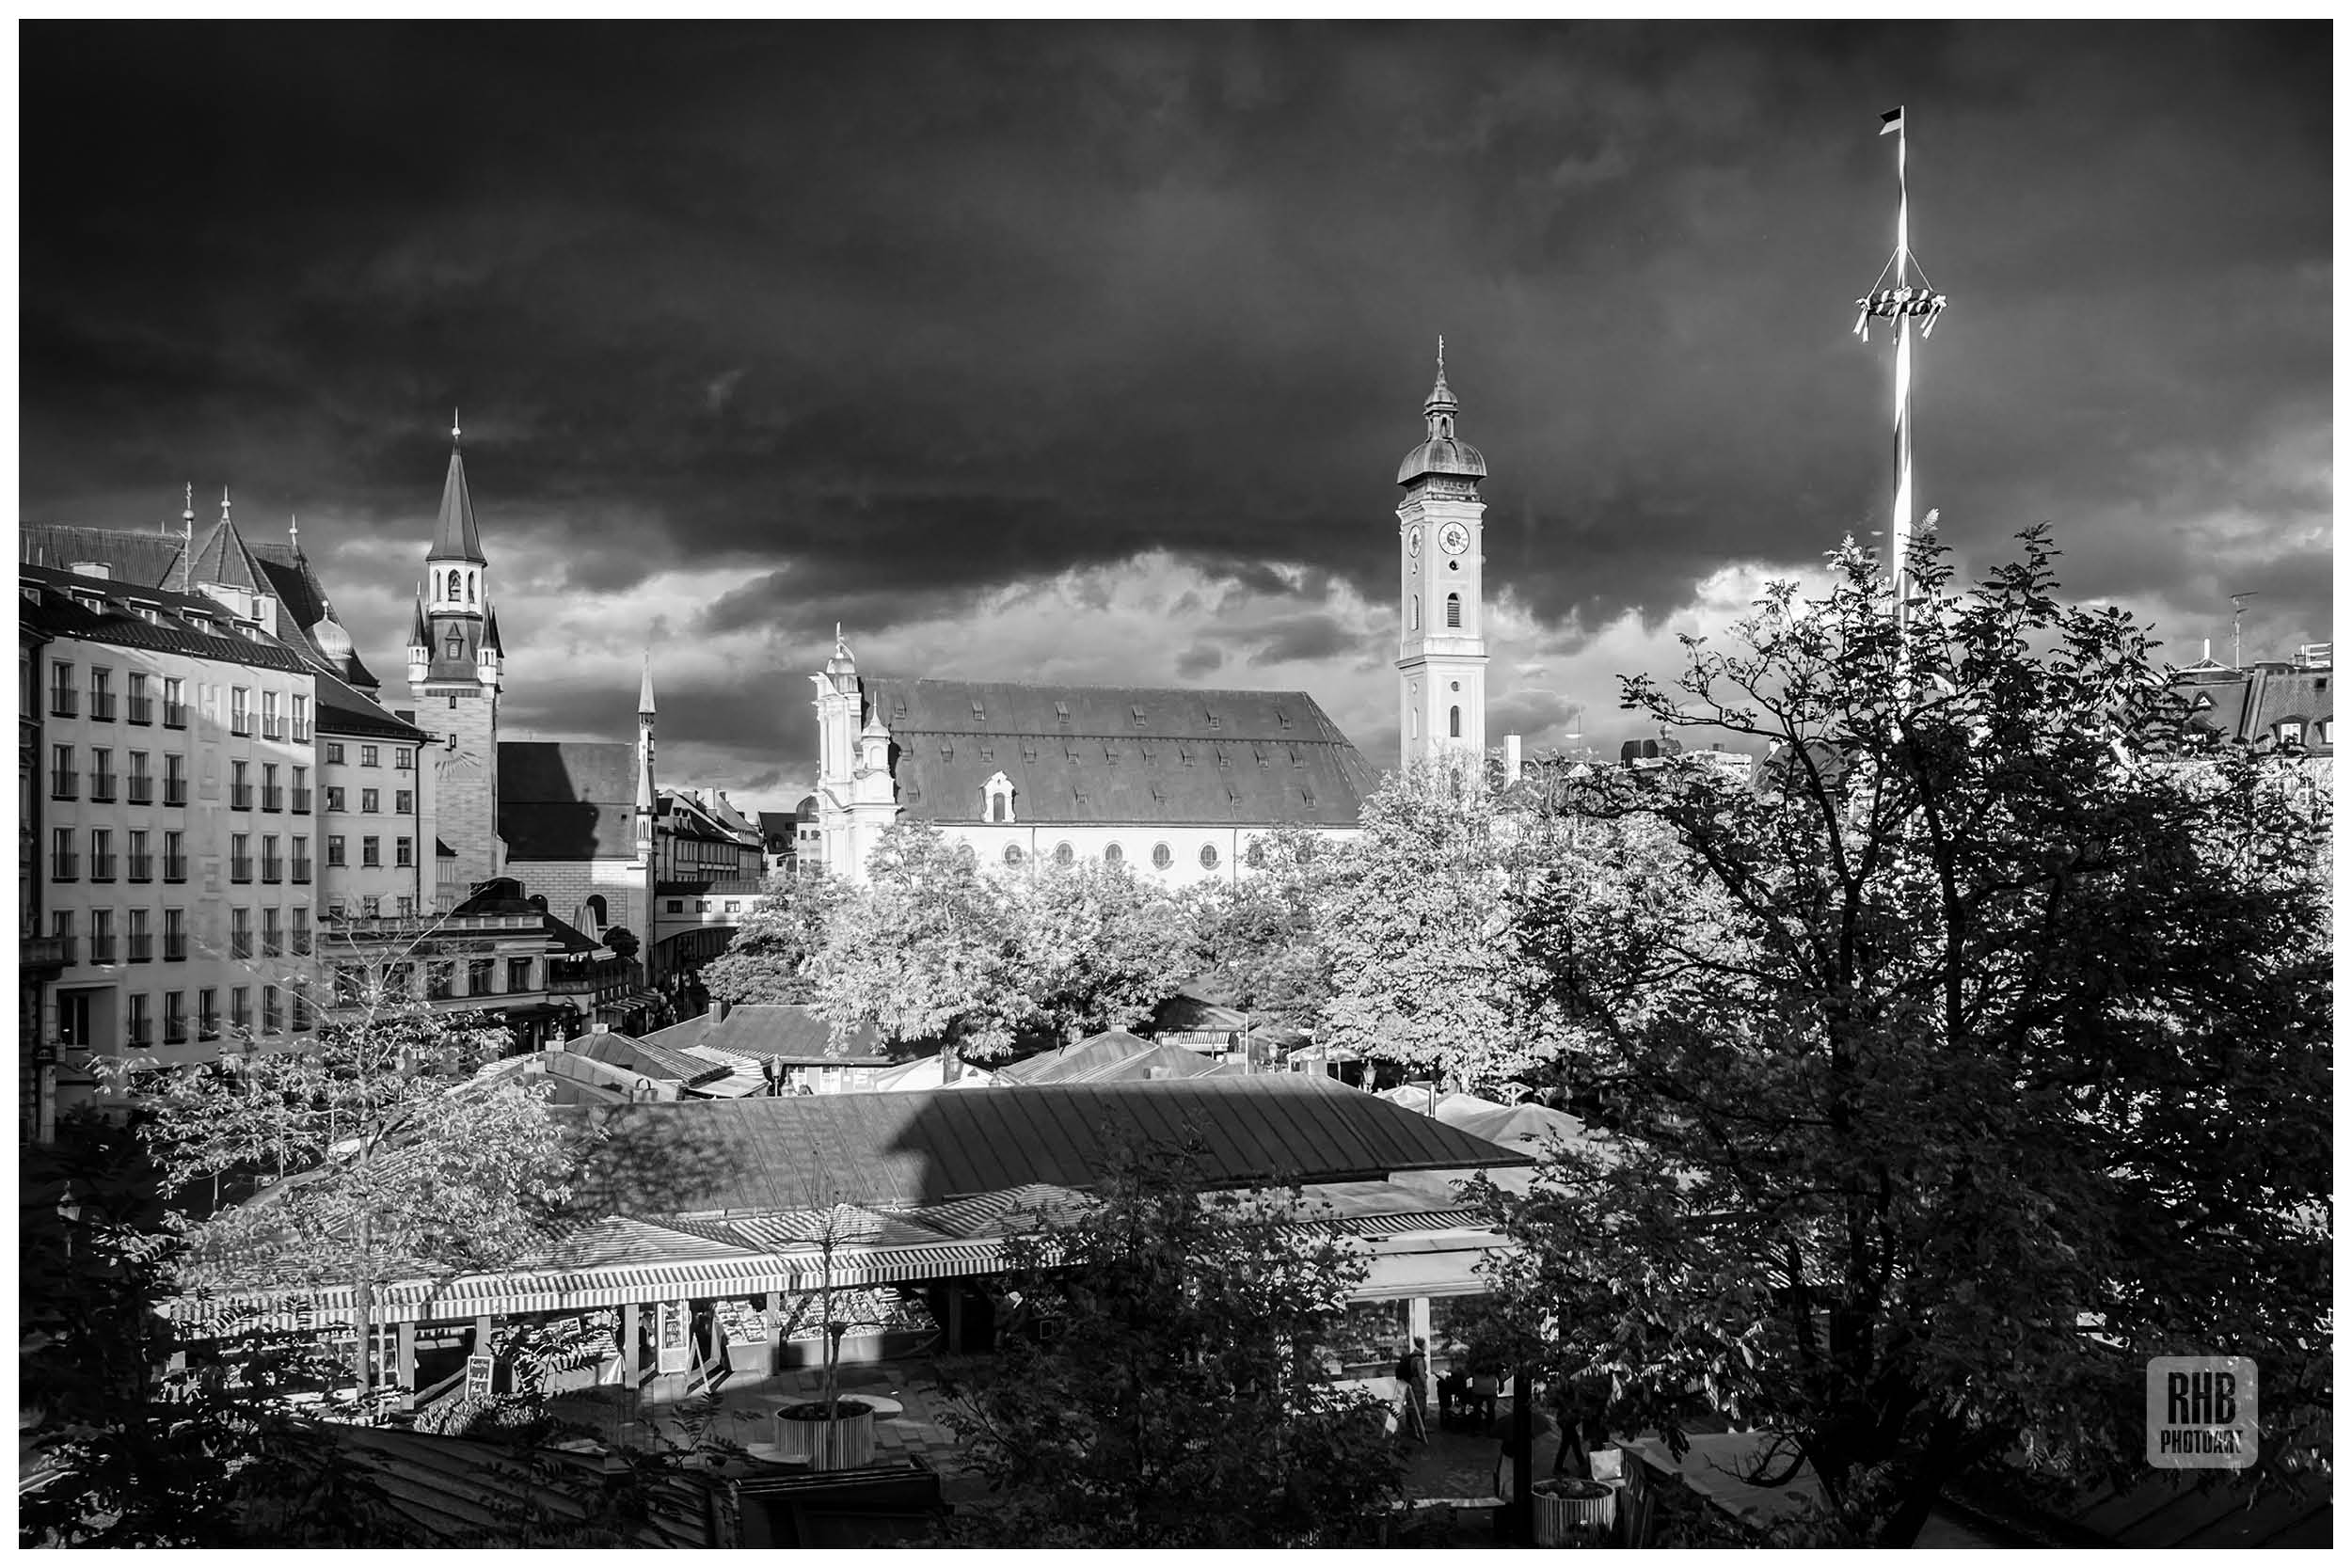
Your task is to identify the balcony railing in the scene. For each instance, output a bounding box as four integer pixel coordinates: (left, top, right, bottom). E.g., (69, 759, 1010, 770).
(230, 858, 253, 883)
(90, 693, 115, 721)
(164, 782, 187, 806)
(292, 788, 313, 814)
(293, 721, 312, 743)
(89, 855, 117, 882)
(263, 934, 282, 958)
(90, 772, 117, 801)
(164, 855, 188, 881)
(128, 777, 154, 804)
(199, 1018, 220, 1041)
(230, 714, 253, 737)
(125, 1021, 152, 1046)
(50, 769, 76, 799)
(127, 935, 152, 963)
(163, 703, 188, 729)
(53, 852, 79, 880)
(291, 931, 312, 957)
(22, 934, 71, 969)
(230, 934, 254, 960)
(262, 786, 284, 812)
(262, 858, 282, 883)
(164, 936, 187, 961)
(50, 689, 76, 718)
(165, 1017, 188, 1044)
(88, 934, 115, 963)
(128, 697, 153, 724)
(230, 785, 253, 810)
(129, 855, 153, 882)
(262, 719, 286, 741)
(292, 859, 312, 884)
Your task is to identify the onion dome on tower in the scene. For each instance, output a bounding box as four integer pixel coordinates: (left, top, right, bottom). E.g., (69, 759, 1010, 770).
(1396, 339, 1488, 486)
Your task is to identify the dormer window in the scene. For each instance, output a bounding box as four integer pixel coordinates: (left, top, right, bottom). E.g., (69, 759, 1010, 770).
(443, 627, 466, 662)
(1020, 740, 1039, 763)
(1275, 706, 1294, 729)
(971, 700, 986, 722)
(2275, 719, 2306, 747)
(1131, 705, 1147, 728)
(1204, 707, 1220, 730)
(982, 771, 1016, 824)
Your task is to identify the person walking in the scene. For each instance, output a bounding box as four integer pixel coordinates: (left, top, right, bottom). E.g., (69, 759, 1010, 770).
(1395, 1337, 1431, 1443)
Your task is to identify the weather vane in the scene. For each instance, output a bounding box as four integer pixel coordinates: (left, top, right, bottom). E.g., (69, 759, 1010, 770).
(1853, 105, 1953, 627)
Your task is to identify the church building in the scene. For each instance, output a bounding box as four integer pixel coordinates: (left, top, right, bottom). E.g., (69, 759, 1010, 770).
(810, 356, 1497, 883)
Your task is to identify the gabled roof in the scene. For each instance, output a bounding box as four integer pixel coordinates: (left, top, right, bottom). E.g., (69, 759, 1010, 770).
(185, 514, 268, 594)
(568, 1029, 734, 1088)
(645, 1003, 889, 1066)
(561, 1074, 1532, 1215)
(860, 676, 1378, 828)
(498, 741, 642, 861)
(994, 1028, 1232, 1085)
(431, 446, 486, 562)
(313, 663, 427, 742)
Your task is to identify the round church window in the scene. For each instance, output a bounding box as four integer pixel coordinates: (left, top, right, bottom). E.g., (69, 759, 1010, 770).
(1104, 843, 1124, 866)
(1054, 841, 1074, 867)
(1004, 845, 1025, 866)
(1199, 844, 1220, 871)
(1151, 842, 1173, 870)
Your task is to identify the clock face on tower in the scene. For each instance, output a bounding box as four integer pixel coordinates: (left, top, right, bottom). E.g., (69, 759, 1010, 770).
(1438, 521, 1470, 556)
(1406, 525, 1422, 557)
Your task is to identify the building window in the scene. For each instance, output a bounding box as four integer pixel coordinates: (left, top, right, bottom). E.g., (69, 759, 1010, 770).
(230, 833, 252, 882)
(198, 989, 218, 1039)
(667, 899, 684, 913)
(292, 908, 310, 956)
(163, 676, 187, 728)
(164, 830, 186, 882)
(468, 958, 496, 996)
(1445, 593, 1462, 629)
(1104, 843, 1124, 865)
(262, 908, 282, 958)
(585, 895, 608, 927)
(261, 689, 282, 740)
(395, 748, 413, 771)
(128, 830, 151, 882)
(359, 745, 379, 767)
(1410, 595, 1421, 631)
(1152, 842, 1173, 870)
(89, 667, 113, 721)
(127, 908, 151, 962)
(507, 958, 534, 992)
(395, 789, 413, 814)
(326, 835, 346, 867)
(325, 741, 344, 764)
(293, 766, 310, 812)
(51, 743, 75, 800)
(50, 663, 75, 717)
(230, 987, 251, 1031)
(230, 687, 252, 736)
(127, 672, 151, 724)
(2276, 720, 2306, 747)
(395, 836, 413, 867)
(165, 752, 186, 805)
(292, 693, 311, 742)
(126, 992, 151, 1045)
(230, 909, 252, 959)
(89, 827, 117, 881)
(51, 827, 77, 880)
(1450, 706, 1461, 738)
(326, 786, 346, 812)
(361, 836, 381, 867)
(262, 985, 281, 1033)
(88, 910, 113, 963)
(1200, 843, 1220, 871)
(360, 787, 379, 814)
(1054, 842, 1075, 867)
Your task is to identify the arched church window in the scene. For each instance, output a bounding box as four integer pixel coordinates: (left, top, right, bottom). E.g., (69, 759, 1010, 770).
(1410, 595, 1421, 631)
(1446, 594, 1462, 629)
(1450, 706, 1462, 739)
(584, 895, 608, 927)
(447, 569, 462, 601)
(1151, 842, 1173, 871)
(467, 572, 476, 604)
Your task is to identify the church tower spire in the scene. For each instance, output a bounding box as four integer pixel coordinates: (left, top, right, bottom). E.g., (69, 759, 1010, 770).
(407, 416, 502, 890)
(636, 653, 658, 859)
(1394, 341, 1490, 772)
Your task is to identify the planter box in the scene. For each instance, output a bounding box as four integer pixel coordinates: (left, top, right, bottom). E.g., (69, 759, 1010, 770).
(774, 1399, 878, 1472)
(1531, 1478, 1618, 1546)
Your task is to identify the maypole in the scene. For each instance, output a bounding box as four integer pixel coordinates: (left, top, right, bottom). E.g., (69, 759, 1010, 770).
(1853, 105, 1949, 626)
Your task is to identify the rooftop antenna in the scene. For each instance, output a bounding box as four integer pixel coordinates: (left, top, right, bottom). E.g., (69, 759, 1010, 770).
(2230, 591, 2260, 669)
(1853, 105, 1951, 628)
(181, 483, 195, 594)
(289, 514, 300, 553)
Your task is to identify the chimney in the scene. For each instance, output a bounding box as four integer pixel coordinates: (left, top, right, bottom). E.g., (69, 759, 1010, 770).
(1504, 734, 1523, 786)
(716, 999, 732, 1022)
(592, 1022, 611, 1034)
(67, 562, 111, 580)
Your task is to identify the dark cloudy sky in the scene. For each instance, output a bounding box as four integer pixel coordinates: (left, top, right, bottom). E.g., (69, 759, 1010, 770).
(21, 22, 2332, 809)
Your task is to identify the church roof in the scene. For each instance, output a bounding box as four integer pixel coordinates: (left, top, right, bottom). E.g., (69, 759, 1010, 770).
(859, 677, 1377, 828)
(431, 445, 486, 563)
(498, 740, 642, 861)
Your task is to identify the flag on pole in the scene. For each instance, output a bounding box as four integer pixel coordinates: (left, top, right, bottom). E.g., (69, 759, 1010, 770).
(1880, 106, 1904, 135)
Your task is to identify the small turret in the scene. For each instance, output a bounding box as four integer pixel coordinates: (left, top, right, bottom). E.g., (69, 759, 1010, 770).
(405, 589, 431, 686)
(477, 600, 505, 689)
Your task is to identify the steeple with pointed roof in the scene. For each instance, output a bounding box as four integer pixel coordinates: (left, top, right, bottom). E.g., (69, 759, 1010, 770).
(433, 413, 487, 564)
(636, 653, 659, 857)
(407, 414, 505, 892)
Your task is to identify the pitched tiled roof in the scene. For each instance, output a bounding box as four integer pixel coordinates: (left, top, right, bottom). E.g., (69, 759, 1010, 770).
(561, 1074, 1531, 1215)
(19, 564, 318, 675)
(569, 1030, 734, 1087)
(2173, 663, 2334, 753)
(993, 1028, 1232, 1085)
(861, 676, 1377, 827)
(498, 741, 642, 861)
(313, 663, 427, 741)
(186, 515, 268, 594)
(18, 522, 189, 590)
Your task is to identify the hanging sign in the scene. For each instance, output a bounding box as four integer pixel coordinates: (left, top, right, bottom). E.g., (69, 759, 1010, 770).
(465, 1354, 496, 1401)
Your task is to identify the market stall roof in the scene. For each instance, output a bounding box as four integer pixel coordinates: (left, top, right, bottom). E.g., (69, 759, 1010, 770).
(993, 1029, 1232, 1085)
(639, 1004, 891, 1065)
(564, 1073, 1531, 1216)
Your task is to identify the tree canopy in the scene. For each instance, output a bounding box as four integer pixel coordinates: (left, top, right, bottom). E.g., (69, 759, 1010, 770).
(1470, 531, 2333, 1544)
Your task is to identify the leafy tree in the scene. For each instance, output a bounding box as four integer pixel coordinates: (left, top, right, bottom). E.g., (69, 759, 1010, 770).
(1008, 858, 1197, 1044)
(1472, 531, 2332, 1544)
(700, 871, 848, 1006)
(935, 1145, 1406, 1546)
(103, 986, 591, 1406)
(1317, 751, 1559, 1091)
(1181, 822, 1340, 1028)
(807, 823, 1037, 1063)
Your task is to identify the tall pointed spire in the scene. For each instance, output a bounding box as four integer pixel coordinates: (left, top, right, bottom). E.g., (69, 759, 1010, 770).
(288, 514, 300, 554)
(638, 650, 658, 717)
(430, 420, 486, 563)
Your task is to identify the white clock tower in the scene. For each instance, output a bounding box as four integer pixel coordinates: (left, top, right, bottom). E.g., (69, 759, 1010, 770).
(1394, 343, 1489, 771)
